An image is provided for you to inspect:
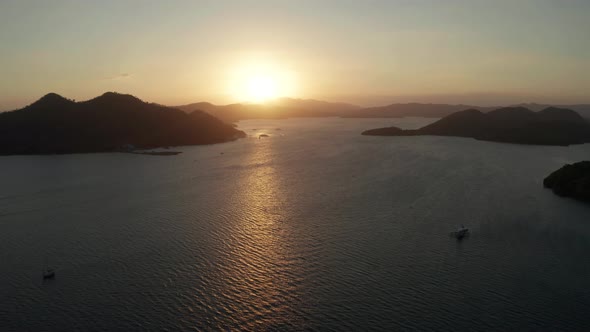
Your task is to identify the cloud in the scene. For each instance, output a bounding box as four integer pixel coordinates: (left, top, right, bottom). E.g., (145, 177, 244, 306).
(103, 73, 132, 80)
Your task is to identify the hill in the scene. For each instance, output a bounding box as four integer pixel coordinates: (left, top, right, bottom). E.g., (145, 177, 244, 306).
(362, 107, 590, 146)
(0, 92, 245, 155)
(515, 103, 590, 119)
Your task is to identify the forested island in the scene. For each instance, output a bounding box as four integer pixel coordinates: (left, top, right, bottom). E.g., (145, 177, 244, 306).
(0, 92, 245, 155)
(544, 161, 590, 202)
(362, 107, 590, 146)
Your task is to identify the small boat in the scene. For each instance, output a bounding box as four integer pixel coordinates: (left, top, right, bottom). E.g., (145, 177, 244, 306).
(42, 261, 55, 279)
(452, 225, 469, 239)
(258, 134, 269, 139)
(43, 267, 55, 279)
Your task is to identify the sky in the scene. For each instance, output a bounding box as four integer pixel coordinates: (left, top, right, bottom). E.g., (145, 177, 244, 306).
(1, 0, 589, 110)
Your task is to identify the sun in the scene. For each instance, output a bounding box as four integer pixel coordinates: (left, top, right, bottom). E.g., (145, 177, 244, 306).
(228, 60, 297, 103)
(245, 75, 278, 102)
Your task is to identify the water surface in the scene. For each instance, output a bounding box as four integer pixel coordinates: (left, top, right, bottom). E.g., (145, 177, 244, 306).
(1, 117, 590, 331)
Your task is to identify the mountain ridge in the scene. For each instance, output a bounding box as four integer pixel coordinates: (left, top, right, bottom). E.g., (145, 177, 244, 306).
(0, 92, 245, 155)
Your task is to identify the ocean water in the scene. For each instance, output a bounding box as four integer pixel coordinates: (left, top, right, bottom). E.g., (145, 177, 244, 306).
(1, 117, 590, 331)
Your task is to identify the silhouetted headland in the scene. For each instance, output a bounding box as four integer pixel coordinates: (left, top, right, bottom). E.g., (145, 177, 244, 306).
(362, 107, 590, 146)
(544, 161, 590, 202)
(0, 92, 245, 155)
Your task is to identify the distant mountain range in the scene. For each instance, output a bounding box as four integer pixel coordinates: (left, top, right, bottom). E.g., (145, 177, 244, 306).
(0, 92, 245, 155)
(173, 99, 590, 122)
(362, 107, 590, 146)
(175, 98, 361, 122)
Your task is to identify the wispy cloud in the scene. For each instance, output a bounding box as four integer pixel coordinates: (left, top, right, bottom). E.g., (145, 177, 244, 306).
(103, 73, 132, 80)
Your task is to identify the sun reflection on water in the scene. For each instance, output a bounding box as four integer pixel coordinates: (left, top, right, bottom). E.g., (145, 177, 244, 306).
(213, 136, 302, 329)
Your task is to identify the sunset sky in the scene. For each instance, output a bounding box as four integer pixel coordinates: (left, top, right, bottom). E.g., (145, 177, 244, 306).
(1, 0, 589, 110)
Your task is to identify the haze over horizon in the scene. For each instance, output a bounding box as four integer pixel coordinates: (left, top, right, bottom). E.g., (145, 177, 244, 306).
(1, 0, 589, 110)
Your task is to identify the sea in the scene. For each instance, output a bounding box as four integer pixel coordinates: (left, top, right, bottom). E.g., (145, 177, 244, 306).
(1, 117, 590, 331)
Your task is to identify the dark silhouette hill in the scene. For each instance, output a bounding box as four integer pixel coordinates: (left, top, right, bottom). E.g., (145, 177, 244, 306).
(544, 161, 590, 202)
(362, 107, 590, 146)
(0, 92, 245, 155)
(516, 103, 590, 119)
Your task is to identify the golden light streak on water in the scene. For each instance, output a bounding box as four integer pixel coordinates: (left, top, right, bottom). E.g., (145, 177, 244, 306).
(213, 136, 301, 329)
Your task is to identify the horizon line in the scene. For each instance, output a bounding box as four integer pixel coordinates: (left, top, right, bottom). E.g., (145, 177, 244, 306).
(2, 91, 590, 112)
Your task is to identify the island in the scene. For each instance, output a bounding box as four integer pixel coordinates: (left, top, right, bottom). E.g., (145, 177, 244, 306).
(544, 161, 590, 202)
(0, 92, 246, 155)
(362, 107, 590, 146)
